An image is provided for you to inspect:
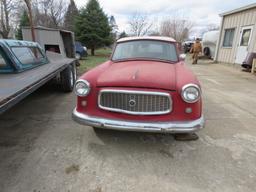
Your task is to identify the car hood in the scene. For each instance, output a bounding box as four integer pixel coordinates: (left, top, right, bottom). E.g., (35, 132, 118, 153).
(96, 60, 176, 90)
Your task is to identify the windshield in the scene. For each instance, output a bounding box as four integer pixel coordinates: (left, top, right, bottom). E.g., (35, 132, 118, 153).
(112, 40, 178, 62)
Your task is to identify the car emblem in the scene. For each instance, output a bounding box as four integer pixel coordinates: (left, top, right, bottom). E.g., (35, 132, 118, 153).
(129, 99, 136, 107)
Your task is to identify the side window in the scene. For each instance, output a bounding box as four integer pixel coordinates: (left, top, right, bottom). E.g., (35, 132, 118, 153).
(12, 47, 45, 65)
(240, 29, 251, 46)
(0, 49, 7, 68)
(223, 28, 235, 47)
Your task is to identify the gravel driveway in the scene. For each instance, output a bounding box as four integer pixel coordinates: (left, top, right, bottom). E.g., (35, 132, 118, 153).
(0, 58, 256, 192)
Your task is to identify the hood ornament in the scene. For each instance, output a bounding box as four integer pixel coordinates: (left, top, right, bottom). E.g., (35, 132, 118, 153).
(132, 69, 139, 80)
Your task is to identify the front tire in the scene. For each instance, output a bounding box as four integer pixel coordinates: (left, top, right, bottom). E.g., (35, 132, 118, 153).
(60, 64, 76, 92)
(203, 47, 210, 57)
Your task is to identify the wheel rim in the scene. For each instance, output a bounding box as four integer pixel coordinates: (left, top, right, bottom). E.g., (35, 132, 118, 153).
(70, 69, 74, 87)
(73, 66, 77, 81)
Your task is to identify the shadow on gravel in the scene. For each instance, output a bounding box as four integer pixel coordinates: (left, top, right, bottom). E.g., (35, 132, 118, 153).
(88, 128, 192, 160)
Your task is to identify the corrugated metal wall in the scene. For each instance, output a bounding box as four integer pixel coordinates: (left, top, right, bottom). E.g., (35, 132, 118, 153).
(217, 7, 256, 64)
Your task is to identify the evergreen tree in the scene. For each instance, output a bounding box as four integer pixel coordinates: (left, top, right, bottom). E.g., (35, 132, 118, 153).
(109, 15, 118, 33)
(119, 31, 128, 39)
(109, 15, 118, 40)
(64, 0, 79, 32)
(16, 11, 30, 40)
(75, 0, 112, 55)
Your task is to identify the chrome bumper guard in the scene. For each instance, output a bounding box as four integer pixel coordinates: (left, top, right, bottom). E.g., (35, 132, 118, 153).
(72, 109, 204, 133)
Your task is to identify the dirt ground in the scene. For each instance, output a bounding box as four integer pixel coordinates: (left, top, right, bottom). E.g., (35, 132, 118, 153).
(0, 57, 256, 192)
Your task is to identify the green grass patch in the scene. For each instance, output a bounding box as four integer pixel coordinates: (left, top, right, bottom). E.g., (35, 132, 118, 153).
(93, 48, 112, 56)
(78, 48, 112, 74)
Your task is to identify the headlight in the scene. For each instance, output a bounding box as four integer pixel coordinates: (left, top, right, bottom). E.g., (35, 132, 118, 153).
(181, 84, 201, 103)
(75, 80, 90, 97)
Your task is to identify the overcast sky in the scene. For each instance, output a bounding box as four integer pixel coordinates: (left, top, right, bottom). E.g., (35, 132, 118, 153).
(74, 0, 256, 37)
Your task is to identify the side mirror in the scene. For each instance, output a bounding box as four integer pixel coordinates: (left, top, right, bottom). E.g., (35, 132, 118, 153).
(179, 54, 186, 61)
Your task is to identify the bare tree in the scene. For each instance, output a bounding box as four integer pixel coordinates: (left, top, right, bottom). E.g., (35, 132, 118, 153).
(160, 14, 194, 42)
(49, 0, 67, 27)
(128, 13, 153, 36)
(32, 0, 68, 28)
(0, 0, 19, 38)
(24, 0, 36, 42)
(0, 0, 68, 39)
(206, 24, 219, 31)
(199, 24, 220, 37)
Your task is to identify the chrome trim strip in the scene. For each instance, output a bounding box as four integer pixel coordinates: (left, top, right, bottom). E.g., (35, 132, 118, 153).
(98, 89, 172, 115)
(72, 108, 204, 133)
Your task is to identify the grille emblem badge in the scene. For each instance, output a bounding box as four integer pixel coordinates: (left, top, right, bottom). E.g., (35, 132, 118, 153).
(129, 99, 136, 107)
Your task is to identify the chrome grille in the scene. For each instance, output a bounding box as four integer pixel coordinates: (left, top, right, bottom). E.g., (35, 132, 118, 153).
(98, 90, 172, 115)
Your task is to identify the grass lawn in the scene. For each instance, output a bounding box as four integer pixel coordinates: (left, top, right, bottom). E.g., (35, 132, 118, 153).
(78, 48, 112, 74)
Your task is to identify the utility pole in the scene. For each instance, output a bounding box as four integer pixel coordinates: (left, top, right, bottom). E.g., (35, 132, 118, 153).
(24, 0, 36, 42)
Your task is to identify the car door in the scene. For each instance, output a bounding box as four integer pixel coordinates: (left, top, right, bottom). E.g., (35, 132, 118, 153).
(235, 25, 254, 64)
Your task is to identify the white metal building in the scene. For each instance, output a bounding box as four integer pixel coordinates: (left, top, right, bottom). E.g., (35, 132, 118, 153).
(215, 3, 256, 64)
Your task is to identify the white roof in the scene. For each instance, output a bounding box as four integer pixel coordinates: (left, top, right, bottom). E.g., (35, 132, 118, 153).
(220, 3, 256, 16)
(117, 36, 176, 43)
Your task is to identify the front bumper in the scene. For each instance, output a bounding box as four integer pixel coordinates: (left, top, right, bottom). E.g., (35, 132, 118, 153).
(72, 109, 204, 133)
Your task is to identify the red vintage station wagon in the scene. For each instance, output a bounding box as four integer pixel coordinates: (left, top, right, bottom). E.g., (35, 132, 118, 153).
(72, 36, 204, 133)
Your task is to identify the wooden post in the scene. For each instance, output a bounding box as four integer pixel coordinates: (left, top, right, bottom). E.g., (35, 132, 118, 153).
(24, 0, 36, 42)
(251, 59, 256, 74)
